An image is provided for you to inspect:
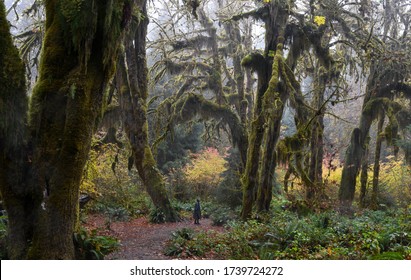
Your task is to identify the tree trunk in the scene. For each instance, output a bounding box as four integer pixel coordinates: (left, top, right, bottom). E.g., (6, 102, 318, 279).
(1, 0, 128, 259)
(339, 67, 378, 206)
(307, 119, 324, 200)
(241, 2, 288, 219)
(256, 106, 285, 212)
(359, 136, 370, 208)
(307, 74, 326, 202)
(119, 0, 178, 222)
(102, 127, 122, 147)
(0, 0, 31, 259)
(372, 113, 385, 207)
(198, 6, 225, 105)
(240, 55, 270, 219)
(223, 20, 247, 125)
(28, 0, 121, 258)
(339, 127, 366, 206)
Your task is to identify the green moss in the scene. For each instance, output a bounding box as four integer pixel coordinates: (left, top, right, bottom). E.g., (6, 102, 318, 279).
(370, 252, 404, 260)
(241, 52, 267, 75)
(57, 0, 128, 70)
(23, 0, 131, 259)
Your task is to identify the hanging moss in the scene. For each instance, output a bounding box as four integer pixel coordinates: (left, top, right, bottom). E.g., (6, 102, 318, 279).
(362, 97, 404, 148)
(241, 52, 269, 77)
(58, 0, 128, 71)
(170, 93, 248, 166)
(24, 0, 131, 259)
(172, 35, 213, 50)
(397, 109, 411, 130)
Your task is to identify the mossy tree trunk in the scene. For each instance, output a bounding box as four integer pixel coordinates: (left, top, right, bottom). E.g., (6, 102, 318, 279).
(359, 136, 370, 208)
(255, 26, 309, 213)
(306, 69, 327, 202)
(339, 126, 367, 207)
(119, 0, 178, 222)
(244, 20, 254, 122)
(255, 34, 288, 213)
(223, 20, 247, 125)
(256, 100, 286, 212)
(371, 113, 385, 207)
(303, 24, 339, 203)
(240, 2, 293, 218)
(240, 53, 271, 219)
(197, 5, 225, 105)
(102, 127, 123, 147)
(0, 0, 30, 259)
(1, 0, 128, 259)
(307, 107, 324, 200)
(339, 67, 379, 207)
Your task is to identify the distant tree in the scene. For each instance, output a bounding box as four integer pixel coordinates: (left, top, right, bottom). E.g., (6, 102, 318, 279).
(156, 123, 204, 173)
(338, 0, 411, 207)
(397, 125, 411, 166)
(183, 147, 227, 199)
(117, 0, 179, 222)
(149, 0, 250, 168)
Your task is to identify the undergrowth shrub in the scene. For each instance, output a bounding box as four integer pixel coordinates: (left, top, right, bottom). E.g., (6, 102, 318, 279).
(81, 142, 150, 218)
(74, 228, 119, 260)
(214, 148, 243, 209)
(177, 199, 411, 260)
(149, 207, 166, 224)
(172, 200, 214, 220)
(209, 205, 238, 226)
(169, 147, 227, 201)
(164, 228, 204, 257)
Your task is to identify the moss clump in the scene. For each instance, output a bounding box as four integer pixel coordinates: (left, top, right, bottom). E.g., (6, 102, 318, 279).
(241, 52, 268, 76)
(58, 0, 128, 70)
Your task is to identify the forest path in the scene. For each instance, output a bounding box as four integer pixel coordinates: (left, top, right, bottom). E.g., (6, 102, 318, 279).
(84, 214, 223, 260)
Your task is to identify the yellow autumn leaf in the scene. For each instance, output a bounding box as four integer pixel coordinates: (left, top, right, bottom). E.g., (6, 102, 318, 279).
(314, 16, 326, 26)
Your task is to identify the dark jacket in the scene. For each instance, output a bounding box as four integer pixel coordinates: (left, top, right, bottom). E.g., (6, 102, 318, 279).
(193, 200, 201, 219)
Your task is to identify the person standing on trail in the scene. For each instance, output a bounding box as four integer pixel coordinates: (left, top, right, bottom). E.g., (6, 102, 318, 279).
(193, 199, 201, 224)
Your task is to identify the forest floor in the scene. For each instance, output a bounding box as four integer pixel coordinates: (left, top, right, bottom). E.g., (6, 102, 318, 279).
(83, 214, 225, 259)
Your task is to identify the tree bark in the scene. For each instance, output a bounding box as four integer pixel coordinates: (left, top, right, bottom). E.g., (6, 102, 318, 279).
(223, 20, 247, 125)
(307, 74, 326, 201)
(119, 0, 178, 222)
(339, 66, 378, 206)
(256, 102, 285, 212)
(241, 2, 290, 218)
(372, 113, 385, 207)
(0, 0, 31, 259)
(1, 0, 128, 259)
(359, 136, 370, 208)
(240, 54, 270, 219)
(198, 5, 225, 105)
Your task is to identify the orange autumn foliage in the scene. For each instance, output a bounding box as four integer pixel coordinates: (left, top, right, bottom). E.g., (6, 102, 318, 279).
(183, 147, 228, 198)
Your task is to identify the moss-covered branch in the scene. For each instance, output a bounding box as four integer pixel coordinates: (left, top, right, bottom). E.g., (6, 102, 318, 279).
(172, 35, 214, 50)
(228, 6, 268, 22)
(171, 93, 248, 166)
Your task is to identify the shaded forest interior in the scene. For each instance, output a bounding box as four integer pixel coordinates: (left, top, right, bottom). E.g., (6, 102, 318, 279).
(0, 0, 411, 259)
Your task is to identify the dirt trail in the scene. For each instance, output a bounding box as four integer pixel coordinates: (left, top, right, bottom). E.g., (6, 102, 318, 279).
(84, 215, 222, 259)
